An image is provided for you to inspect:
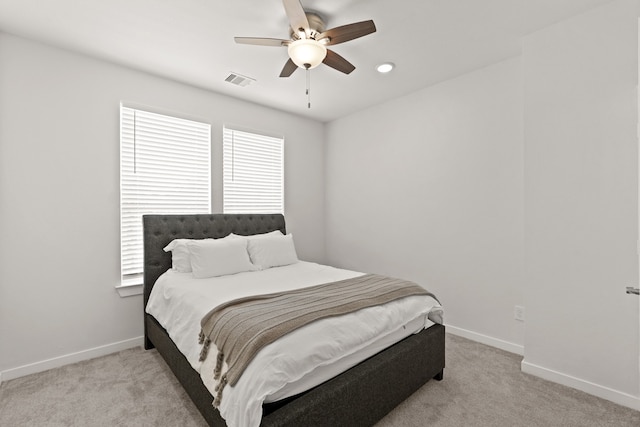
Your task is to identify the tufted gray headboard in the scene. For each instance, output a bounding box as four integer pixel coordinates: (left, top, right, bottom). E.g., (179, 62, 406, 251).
(142, 213, 286, 307)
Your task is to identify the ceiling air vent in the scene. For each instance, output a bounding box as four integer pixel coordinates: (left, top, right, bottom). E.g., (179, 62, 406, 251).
(225, 73, 255, 87)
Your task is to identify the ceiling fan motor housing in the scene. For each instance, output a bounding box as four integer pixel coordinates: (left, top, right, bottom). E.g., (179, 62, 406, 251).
(290, 13, 325, 39)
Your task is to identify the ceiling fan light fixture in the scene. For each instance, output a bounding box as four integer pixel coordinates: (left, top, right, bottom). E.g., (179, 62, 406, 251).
(288, 39, 327, 69)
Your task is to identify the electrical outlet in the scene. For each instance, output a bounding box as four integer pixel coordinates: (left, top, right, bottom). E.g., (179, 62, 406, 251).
(514, 305, 525, 322)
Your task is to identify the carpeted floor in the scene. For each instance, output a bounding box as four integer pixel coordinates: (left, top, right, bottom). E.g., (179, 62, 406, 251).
(1, 334, 638, 426)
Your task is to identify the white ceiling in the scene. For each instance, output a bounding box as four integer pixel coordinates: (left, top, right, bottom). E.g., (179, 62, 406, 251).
(0, 0, 615, 122)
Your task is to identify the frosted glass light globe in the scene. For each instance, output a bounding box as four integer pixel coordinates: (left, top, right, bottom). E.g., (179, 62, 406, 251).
(288, 39, 327, 69)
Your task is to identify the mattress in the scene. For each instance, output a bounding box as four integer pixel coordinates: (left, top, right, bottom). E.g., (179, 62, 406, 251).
(146, 261, 443, 427)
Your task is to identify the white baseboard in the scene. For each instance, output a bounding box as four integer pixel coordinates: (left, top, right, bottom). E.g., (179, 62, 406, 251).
(445, 325, 640, 411)
(445, 324, 524, 356)
(521, 360, 640, 412)
(0, 336, 144, 384)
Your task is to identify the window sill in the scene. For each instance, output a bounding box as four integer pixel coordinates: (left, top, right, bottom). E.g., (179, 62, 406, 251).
(115, 281, 143, 297)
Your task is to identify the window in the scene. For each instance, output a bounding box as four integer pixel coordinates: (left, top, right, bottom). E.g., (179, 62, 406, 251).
(120, 106, 211, 289)
(223, 127, 284, 214)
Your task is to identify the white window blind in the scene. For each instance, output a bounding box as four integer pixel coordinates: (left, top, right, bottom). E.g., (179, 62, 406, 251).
(223, 127, 284, 214)
(120, 106, 211, 281)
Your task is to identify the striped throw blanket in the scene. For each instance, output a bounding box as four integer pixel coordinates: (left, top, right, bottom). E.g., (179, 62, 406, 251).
(197, 273, 435, 406)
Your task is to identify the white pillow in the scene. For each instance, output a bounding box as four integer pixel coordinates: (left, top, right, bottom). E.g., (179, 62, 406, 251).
(228, 230, 283, 241)
(187, 238, 257, 279)
(247, 233, 299, 270)
(163, 238, 205, 273)
(163, 232, 278, 273)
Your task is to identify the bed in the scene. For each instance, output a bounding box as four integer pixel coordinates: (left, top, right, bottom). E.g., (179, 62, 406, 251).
(143, 213, 445, 427)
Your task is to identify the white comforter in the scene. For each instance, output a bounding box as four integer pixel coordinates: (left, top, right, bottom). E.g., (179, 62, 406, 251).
(146, 261, 443, 427)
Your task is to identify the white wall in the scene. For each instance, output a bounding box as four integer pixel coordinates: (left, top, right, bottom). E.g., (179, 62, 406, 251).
(0, 33, 325, 379)
(522, 0, 640, 405)
(325, 0, 640, 410)
(325, 57, 525, 352)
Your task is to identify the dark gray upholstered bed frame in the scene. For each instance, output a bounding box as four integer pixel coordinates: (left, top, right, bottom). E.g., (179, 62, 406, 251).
(143, 213, 445, 427)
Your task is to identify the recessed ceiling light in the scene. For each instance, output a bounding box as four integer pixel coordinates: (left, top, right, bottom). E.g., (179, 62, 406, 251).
(376, 62, 395, 73)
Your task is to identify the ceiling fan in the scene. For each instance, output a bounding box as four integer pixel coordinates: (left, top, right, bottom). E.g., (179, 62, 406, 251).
(234, 0, 377, 78)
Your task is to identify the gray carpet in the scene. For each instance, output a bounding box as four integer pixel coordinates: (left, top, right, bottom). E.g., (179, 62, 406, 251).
(1, 334, 638, 426)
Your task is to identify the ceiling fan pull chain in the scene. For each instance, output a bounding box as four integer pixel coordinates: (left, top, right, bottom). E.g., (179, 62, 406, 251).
(306, 67, 311, 109)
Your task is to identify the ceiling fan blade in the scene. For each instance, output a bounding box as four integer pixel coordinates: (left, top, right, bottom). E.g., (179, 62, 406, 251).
(279, 58, 298, 77)
(318, 20, 377, 46)
(323, 49, 356, 74)
(234, 37, 289, 47)
(282, 0, 309, 34)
